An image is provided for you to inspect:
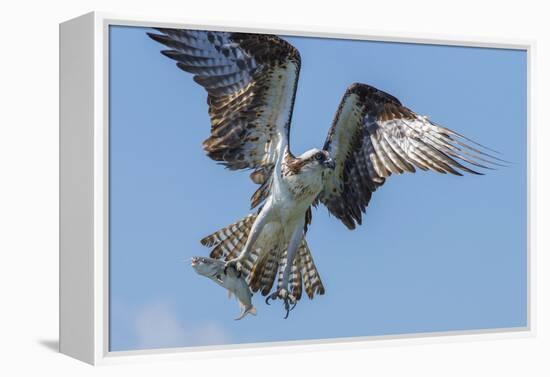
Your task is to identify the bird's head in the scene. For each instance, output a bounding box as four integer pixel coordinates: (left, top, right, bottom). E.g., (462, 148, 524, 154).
(297, 148, 336, 172)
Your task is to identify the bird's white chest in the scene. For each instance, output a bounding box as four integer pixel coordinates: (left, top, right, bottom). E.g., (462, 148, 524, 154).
(269, 170, 323, 222)
(285, 171, 323, 203)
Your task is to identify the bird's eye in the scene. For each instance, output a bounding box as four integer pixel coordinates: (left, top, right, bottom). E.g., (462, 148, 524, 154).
(315, 152, 324, 161)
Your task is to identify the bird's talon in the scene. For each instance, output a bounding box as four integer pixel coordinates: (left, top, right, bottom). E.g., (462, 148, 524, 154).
(289, 300, 297, 312)
(266, 288, 297, 318)
(223, 259, 242, 276)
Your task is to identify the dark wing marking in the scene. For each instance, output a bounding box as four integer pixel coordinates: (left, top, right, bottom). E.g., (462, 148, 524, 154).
(148, 29, 301, 207)
(320, 83, 504, 229)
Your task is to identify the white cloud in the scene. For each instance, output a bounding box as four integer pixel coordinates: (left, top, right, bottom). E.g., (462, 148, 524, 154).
(192, 322, 231, 346)
(134, 301, 230, 349)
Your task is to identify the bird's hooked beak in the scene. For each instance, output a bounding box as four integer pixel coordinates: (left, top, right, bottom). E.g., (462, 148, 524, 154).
(323, 158, 336, 170)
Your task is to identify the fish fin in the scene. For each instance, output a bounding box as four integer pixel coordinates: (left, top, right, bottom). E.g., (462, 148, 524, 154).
(227, 290, 233, 299)
(248, 306, 257, 316)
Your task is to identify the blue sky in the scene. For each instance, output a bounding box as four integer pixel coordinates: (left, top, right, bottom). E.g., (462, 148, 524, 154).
(108, 25, 527, 351)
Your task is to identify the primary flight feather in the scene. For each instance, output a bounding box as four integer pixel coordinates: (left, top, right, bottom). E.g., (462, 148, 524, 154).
(148, 28, 502, 317)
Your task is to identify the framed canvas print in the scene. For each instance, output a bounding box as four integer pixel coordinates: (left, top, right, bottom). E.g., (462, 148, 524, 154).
(59, 12, 533, 365)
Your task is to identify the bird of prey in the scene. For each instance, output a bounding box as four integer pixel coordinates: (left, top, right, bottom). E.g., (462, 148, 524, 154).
(147, 28, 503, 317)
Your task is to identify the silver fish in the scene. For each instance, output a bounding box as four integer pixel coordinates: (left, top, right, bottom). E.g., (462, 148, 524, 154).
(191, 256, 257, 320)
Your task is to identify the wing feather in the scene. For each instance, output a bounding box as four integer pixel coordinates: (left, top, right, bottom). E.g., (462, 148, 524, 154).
(321, 83, 503, 229)
(149, 29, 301, 207)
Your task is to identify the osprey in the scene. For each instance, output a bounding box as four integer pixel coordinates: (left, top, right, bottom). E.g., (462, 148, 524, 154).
(148, 29, 503, 317)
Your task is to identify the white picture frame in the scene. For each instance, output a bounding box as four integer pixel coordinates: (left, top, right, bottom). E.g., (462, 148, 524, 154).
(59, 11, 535, 365)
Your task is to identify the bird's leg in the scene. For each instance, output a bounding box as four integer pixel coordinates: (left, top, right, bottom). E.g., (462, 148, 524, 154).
(265, 224, 303, 318)
(224, 208, 269, 275)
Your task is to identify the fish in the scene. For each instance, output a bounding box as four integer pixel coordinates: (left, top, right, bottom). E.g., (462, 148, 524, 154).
(191, 256, 257, 320)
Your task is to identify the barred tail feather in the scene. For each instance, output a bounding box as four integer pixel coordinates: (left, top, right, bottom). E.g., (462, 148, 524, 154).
(201, 215, 324, 300)
(200, 214, 259, 278)
(250, 247, 280, 295)
(297, 239, 325, 299)
(201, 214, 256, 258)
(277, 249, 303, 300)
(254, 238, 323, 300)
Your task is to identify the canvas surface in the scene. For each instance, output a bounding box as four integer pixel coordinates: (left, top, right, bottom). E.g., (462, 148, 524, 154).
(108, 25, 527, 351)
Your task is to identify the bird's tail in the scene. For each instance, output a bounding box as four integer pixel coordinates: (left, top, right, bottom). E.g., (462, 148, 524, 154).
(249, 238, 325, 300)
(200, 215, 325, 300)
(200, 214, 259, 278)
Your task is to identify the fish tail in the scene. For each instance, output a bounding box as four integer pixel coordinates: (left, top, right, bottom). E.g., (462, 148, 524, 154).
(234, 305, 256, 321)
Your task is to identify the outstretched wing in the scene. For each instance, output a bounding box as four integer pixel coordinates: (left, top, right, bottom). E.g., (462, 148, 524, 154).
(320, 83, 504, 229)
(148, 29, 301, 201)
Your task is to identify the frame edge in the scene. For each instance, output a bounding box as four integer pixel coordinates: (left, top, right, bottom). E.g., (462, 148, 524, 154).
(59, 11, 96, 365)
(88, 11, 535, 365)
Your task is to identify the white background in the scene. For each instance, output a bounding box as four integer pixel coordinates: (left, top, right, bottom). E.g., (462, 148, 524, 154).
(0, 0, 547, 375)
